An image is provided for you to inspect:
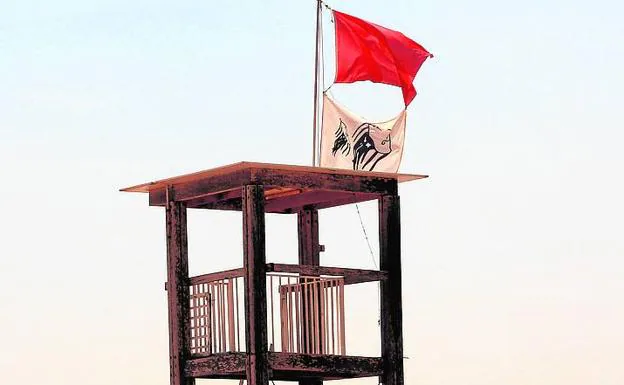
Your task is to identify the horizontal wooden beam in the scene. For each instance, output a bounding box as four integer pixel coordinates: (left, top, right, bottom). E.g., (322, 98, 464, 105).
(269, 352, 382, 380)
(265, 190, 340, 213)
(185, 352, 382, 380)
(185, 188, 242, 209)
(189, 268, 245, 285)
(267, 263, 387, 285)
(251, 168, 398, 196)
(185, 352, 246, 378)
(149, 169, 251, 206)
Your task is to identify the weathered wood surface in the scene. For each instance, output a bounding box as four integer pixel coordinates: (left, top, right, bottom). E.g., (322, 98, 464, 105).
(298, 209, 320, 265)
(146, 166, 400, 208)
(379, 195, 404, 385)
(242, 185, 269, 385)
(269, 352, 382, 379)
(122, 161, 425, 193)
(185, 352, 382, 380)
(165, 187, 194, 385)
(150, 169, 251, 206)
(189, 268, 245, 285)
(185, 352, 246, 378)
(267, 263, 388, 285)
(185, 188, 242, 209)
(297, 209, 323, 385)
(251, 168, 398, 195)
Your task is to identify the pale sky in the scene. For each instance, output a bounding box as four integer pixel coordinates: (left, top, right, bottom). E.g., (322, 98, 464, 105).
(1, 0, 623, 384)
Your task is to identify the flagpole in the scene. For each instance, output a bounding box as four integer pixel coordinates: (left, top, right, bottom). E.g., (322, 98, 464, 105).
(312, 0, 322, 167)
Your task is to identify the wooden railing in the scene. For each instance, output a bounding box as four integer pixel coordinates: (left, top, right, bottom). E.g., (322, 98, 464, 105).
(189, 270, 243, 355)
(270, 273, 345, 355)
(187, 264, 384, 357)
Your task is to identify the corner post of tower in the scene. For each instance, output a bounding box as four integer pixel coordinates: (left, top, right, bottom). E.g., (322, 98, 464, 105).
(165, 186, 195, 385)
(379, 194, 403, 385)
(242, 184, 270, 385)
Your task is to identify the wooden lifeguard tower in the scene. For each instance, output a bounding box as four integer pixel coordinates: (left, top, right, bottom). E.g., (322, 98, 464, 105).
(121, 162, 426, 385)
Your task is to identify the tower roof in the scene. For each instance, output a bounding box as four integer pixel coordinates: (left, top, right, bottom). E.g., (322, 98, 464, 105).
(121, 161, 427, 213)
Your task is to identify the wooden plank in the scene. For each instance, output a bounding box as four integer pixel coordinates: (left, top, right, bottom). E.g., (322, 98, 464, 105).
(185, 188, 242, 209)
(121, 161, 427, 193)
(267, 263, 388, 285)
(311, 194, 379, 211)
(185, 352, 246, 378)
(165, 187, 195, 385)
(227, 279, 236, 351)
(242, 185, 269, 385)
(251, 168, 399, 196)
(297, 210, 320, 356)
(186, 352, 382, 380)
(298, 209, 320, 266)
(379, 195, 404, 385)
(268, 352, 382, 379)
(265, 191, 336, 213)
(150, 169, 251, 206)
(189, 268, 245, 285)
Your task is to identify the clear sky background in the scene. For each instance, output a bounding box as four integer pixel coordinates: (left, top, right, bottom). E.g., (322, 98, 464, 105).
(1, 0, 623, 384)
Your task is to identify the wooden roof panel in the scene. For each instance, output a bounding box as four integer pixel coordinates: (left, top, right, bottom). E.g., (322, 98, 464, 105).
(121, 162, 427, 211)
(120, 161, 427, 193)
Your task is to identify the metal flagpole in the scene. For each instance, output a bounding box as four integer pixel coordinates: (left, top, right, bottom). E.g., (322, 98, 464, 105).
(312, 0, 322, 166)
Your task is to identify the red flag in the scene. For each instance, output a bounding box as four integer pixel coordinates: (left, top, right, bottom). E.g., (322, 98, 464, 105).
(333, 10, 433, 106)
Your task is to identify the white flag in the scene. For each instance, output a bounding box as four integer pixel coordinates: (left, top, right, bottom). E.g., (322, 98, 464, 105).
(320, 94, 407, 173)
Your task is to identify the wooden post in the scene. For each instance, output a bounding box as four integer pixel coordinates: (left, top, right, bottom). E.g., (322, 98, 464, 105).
(165, 187, 194, 385)
(298, 209, 320, 355)
(298, 208, 322, 385)
(298, 209, 320, 266)
(243, 185, 269, 385)
(379, 195, 403, 385)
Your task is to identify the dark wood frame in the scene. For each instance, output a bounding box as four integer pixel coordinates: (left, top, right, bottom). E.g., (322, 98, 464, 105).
(125, 163, 417, 385)
(165, 187, 194, 385)
(379, 195, 403, 385)
(242, 185, 270, 385)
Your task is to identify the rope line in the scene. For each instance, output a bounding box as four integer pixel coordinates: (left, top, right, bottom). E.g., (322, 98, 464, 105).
(355, 203, 378, 269)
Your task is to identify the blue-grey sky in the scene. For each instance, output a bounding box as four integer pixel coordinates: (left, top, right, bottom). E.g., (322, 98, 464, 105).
(1, 0, 623, 384)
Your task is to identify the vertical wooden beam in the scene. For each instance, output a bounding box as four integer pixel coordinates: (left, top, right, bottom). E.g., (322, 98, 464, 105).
(298, 209, 320, 266)
(379, 195, 403, 385)
(243, 185, 269, 385)
(298, 209, 322, 385)
(298, 209, 320, 354)
(165, 187, 194, 385)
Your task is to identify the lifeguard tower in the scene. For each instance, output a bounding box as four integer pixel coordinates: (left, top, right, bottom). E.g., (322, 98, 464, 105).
(121, 162, 426, 385)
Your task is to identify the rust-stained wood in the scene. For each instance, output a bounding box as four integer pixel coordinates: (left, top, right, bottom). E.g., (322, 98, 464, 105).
(265, 190, 344, 213)
(251, 168, 399, 196)
(185, 188, 242, 209)
(166, 187, 194, 385)
(379, 195, 404, 385)
(185, 352, 246, 378)
(125, 162, 425, 208)
(227, 279, 236, 351)
(206, 190, 379, 213)
(122, 161, 426, 193)
(298, 210, 320, 355)
(298, 209, 322, 385)
(186, 352, 382, 381)
(298, 209, 320, 265)
(189, 268, 244, 285)
(201, 199, 242, 211)
(267, 263, 387, 285)
(149, 169, 251, 206)
(269, 352, 382, 379)
(242, 185, 269, 385)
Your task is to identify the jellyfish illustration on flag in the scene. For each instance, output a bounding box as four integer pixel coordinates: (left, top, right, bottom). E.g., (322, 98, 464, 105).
(320, 94, 406, 173)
